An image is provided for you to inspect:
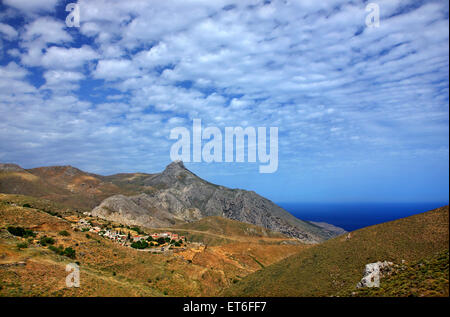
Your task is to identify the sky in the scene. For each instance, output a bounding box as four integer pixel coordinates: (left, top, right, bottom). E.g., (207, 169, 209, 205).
(0, 0, 448, 204)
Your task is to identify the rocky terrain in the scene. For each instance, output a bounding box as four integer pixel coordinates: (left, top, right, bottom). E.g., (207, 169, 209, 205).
(1, 161, 345, 243)
(92, 161, 345, 243)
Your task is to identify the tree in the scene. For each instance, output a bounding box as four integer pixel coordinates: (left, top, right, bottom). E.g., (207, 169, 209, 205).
(39, 236, 55, 246)
(130, 240, 149, 249)
(63, 247, 76, 259)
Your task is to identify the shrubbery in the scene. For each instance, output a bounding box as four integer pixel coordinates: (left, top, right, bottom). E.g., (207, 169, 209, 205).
(39, 236, 55, 246)
(131, 227, 144, 234)
(48, 245, 76, 259)
(64, 247, 76, 259)
(16, 242, 28, 249)
(58, 230, 70, 236)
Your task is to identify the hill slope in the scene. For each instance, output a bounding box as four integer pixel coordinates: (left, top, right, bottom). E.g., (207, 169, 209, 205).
(0, 164, 132, 211)
(0, 194, 304, 296)
(223, 206, 449, 296)
(175, 216, 287, 239)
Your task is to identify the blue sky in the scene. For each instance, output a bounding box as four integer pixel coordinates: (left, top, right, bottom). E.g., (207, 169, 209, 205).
(0, 0, 448, 204)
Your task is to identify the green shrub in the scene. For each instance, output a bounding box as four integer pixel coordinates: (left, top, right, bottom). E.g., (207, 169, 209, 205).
(48, 245, 63, 255)
(63, 247, 76, 259)
(22, 203, 32, 208)
(48, 245, 76, 259)
(130, 240, 149, 249)
(39, 236, 55, 246)
(131, 227, 144, 234)
(58, 230, 70, 236)
(16, 242, 28, 249)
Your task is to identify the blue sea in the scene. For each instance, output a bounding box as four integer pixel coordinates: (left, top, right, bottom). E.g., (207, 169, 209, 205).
(278, 202, 448, 232)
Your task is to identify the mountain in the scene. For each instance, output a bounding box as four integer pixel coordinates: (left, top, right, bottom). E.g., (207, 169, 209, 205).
(223, 205, 449, 296)
(92, 161, 345, 243)
(0, 163, 133, 211)
(1, 161, 345, 243)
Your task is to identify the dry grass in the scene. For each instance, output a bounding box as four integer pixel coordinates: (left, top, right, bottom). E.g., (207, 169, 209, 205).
(0, 194, 305, 297)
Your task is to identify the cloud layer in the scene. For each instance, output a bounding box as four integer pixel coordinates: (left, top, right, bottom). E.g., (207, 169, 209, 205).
(0, 0, 448, 202)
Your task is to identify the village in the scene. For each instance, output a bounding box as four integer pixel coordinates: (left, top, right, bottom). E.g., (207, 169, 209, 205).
(69, 216, 194, 254)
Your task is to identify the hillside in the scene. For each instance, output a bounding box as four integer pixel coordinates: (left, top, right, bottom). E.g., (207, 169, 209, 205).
(0, 194, 305, 296)
(1, 162, 345, 243)
(0, 164, 133, 211)
(151, 216, 295, 246)
(175, 216, 287, 239)
(223, 206, 449, 297)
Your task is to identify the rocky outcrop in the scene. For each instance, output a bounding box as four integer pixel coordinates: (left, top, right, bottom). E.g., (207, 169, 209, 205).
(309, 221, 347, 238)
(92, 161, 346, 243)
(356, 261, 393, 288)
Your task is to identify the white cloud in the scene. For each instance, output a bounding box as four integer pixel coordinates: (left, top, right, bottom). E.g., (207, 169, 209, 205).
(41, 70, 85, 92)
(0, 0, 448, 196)
(20, 17, 73, 67)
(94, 59, 140, 80)
(0, 23, 18, 40)
(2, 0, 59, 13)
(0, 62, 28, 79)
(40, 45, 99, 69)
(22, 17, 71, 43)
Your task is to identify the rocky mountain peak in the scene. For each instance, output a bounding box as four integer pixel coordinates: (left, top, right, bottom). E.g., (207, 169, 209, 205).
(0, 163, 25, 172)
(164, 160, 186, 173)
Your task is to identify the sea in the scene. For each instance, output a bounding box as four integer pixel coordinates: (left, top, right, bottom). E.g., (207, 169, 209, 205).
(278, 202, 448, 232)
